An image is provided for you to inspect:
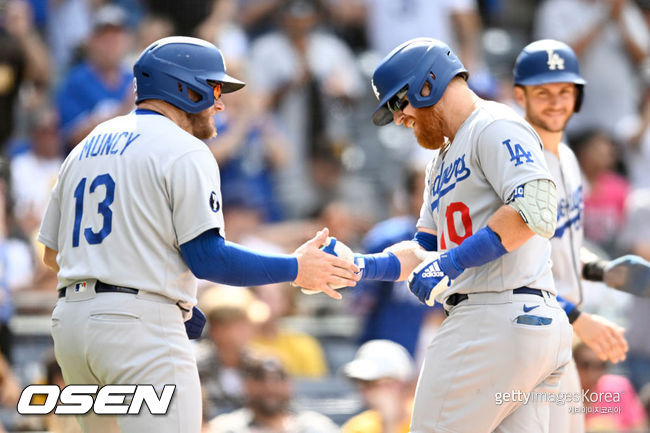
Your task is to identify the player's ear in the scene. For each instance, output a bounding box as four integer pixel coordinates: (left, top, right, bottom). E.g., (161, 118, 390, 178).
(513, 86, 526, 108)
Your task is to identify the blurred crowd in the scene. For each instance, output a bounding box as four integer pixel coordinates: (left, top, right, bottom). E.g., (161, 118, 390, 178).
(1, 0, 650, 431)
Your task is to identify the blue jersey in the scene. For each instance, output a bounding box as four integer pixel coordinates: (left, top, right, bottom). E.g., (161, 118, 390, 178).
(56, 62, 132, 139)
(214, 116, 283, 222)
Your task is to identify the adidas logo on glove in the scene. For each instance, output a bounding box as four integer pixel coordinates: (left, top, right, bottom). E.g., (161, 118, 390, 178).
(421, 262, 445, 279)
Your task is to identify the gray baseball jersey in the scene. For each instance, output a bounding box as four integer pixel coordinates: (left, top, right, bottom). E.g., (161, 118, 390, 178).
(544, 143, 584, 305)
(417, 101, 555, 300)
(38, 111, 225, 306)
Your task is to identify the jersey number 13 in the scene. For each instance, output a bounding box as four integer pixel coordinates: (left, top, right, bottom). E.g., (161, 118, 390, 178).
(72, 173, 115, 247)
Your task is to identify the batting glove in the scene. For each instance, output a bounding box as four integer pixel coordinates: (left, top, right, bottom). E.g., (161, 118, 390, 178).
(408, 251, 464, 305)
(185, 306, 207, 339)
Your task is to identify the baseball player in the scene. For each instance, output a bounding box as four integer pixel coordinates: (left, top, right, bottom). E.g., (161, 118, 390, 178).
(326, 38, 573, 432)
(512, 39, 630, 433)
(37, 37, 359, 433)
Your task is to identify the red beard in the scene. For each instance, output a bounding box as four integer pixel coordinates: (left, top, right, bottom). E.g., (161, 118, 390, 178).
(412, 105, 447, 150)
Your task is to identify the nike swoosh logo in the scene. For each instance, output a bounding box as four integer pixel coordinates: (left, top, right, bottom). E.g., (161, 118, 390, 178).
(523, 304, 539, 313)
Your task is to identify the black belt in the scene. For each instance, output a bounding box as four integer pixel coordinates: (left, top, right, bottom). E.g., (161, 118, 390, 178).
(446, 287, 544, 308)
(58, 281, 139, 298)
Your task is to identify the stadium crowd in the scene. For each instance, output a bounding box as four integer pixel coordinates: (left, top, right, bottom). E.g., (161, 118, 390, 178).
(0, 0, 649, 431)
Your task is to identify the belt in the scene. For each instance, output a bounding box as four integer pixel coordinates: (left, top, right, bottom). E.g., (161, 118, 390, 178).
(446, 287, 544, 308)
(58, 281, 139, 298)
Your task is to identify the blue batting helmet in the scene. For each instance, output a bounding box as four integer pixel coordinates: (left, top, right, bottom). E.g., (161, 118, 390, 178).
(134, 36, 245, 113)
(371, 38, 468, 126)
(513, 39, 586, 112)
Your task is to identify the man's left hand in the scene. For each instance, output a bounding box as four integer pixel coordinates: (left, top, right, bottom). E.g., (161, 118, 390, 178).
(408, 250, 463, 306)
(185, 306, 206, 339)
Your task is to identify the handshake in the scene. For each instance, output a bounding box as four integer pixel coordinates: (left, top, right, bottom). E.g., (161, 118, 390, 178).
(308, 236, 463, 306)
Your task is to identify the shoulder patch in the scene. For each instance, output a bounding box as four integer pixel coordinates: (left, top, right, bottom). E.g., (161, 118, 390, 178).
(209, 191, 220, 213)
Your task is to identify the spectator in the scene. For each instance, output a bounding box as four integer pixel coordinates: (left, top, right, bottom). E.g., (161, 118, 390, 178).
(55, 4, 133, 149)
(247, 0, 364, 218)
(342, 339, 415, 433)
(351, 167, 443, 358)
(574, 342, 648, 431)
(534, 0, 650, 136)
(0, 157, 35, 362)
(195, 0, 249, 73)
(142, 0, 209, 36)
(0, 0, 51, 152)
(354, 0, 481, 59)
(0, 27, 25, 152)
(618, 88, 650, 190)
(314, 200, 363, 249)
(0, 352, 20, 433)
(330, 0, 494, 96)
(250, 282, 329, 378)
(10, 105, 63, 240)
(209, 88, 289, 223)
(196, 285, 270, 420)
(237, 0, 285, 40)
(47, 0, 94, 77)
(205, 354, 339, 433)
(4, 0, 50, 88)
(124, 14, 174, 69)
(573, 130, 630, 253)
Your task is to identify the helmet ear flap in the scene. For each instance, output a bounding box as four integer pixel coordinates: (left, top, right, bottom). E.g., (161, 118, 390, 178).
(181, 82, 213, 107)
(422, 72, 436, 97)
(574, 84, 584, 113)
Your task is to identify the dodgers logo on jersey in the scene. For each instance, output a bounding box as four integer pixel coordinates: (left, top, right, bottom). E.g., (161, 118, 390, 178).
(209, 191, 220, 213)
(546, 49, 565, 71)
(503, 139, 534, 166)
(554, 185, 582, 238)
(430, 154, 471, 212)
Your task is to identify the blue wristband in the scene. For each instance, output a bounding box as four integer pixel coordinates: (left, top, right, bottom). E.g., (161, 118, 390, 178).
(444, 226, 508, 274)
(413, 231, 438, 251)
(355, 252, 401, 281)
(556, 295, 575, 315)
(557, 295, 582, 323)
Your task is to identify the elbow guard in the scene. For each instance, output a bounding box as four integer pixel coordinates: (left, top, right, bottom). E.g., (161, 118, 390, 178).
(507, 179, 557, 239)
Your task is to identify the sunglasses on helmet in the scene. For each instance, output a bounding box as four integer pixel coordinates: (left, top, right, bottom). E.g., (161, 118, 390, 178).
(207, 80, 223, 101)
(387, 86, 409, 113)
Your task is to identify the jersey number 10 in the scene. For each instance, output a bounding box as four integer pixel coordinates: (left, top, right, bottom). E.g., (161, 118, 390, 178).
(72, 173, 115, 247)
(440, 202, 473, 250)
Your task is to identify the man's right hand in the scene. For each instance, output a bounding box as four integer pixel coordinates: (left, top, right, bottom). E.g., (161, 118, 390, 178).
(293, 228, 360, 299)
(572, 312, 628, 364)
